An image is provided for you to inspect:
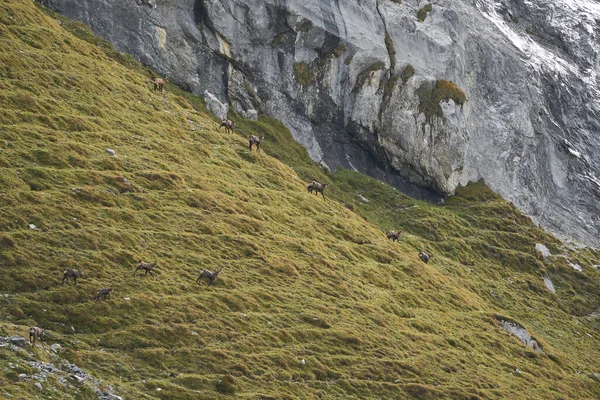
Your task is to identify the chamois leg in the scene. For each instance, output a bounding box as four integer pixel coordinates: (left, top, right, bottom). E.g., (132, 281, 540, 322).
(148, 270, 155, 279)
(133, 267, 140, 276)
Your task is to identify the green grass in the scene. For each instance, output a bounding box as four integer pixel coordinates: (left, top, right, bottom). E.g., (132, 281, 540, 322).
(1, 1, 600, 398)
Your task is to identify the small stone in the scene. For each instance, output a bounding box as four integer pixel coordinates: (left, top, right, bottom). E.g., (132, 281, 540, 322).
(191, 331, 198, 336)
(71, 326, 75, 332)
(301, 359, 305, 365)
(535, 243, 551, 257)
(123, 298, 130, 301)
(50, 344, 60, 353)
(3, 393, 12, 398)
(10, 336, 27, 347)
(18, 374, 26, 379)
(156, 388, 161, 392)
(515, 368, 521, 375)
(34, 382, 42, 390)
(240, 313, 247, 318)
(105, 148, 116, 156)
(29, 224, 36, 230)
(569, 263, 583, 272)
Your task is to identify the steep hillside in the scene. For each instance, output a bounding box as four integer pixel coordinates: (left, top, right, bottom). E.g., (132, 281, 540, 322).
(1, 1, 600, 399)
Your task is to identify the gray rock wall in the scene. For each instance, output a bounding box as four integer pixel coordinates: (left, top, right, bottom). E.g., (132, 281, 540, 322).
(39, 0, 600, 246)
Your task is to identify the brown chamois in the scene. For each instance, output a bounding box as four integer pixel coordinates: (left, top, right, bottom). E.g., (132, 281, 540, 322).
(307, 181, 328, 199)
(29, 327, 45, 347)
(134, 260, 158, 278)
(386, 231, 401, 242)
(94, 288, 113, 302)
(249, 135, 264, 152)
(219, 119, 235, 134)
(151, 77, 165, 92)
(196, 267, 223, 286)
(418, 251, 432, 264)
(62, 268, 82, 285)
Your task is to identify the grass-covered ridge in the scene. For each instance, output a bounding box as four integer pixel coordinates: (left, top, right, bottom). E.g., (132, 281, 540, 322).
(1, 0, 600, 398)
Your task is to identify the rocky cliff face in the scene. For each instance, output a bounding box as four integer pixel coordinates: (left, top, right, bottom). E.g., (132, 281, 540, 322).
(39, 0, 600, 246)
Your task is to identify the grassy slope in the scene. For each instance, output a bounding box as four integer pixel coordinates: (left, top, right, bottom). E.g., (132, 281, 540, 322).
(0, 1, 599, 398)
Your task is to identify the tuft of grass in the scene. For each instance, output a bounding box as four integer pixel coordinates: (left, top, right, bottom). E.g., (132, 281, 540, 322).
(296, 19, 313, 33)
(401, 64, 415, 84)
(416, 79, 467, 121)
(293, 62, 316, 87)
(354, 62, 386, 91)
(417, 4, 433, 22)
(384, 31, 396, 69)
(333, 44, 346, 58)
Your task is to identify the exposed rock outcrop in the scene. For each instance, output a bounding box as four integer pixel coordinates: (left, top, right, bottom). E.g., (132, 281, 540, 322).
(39, 0, 600, 246)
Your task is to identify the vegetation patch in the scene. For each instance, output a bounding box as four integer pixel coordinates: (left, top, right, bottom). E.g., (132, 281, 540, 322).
(333, 44, 346, 58)
(354, 62, 386, 91)
(417, 4, 433, 22)
(293, 62, 316, 87)
(296, 19, 313, 33)
(416, 79, 467, 121)
(384, 31, 396, 68)
(401, 64, 415, 84)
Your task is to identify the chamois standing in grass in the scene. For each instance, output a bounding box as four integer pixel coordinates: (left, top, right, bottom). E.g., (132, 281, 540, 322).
(249, 135, 264, 153)
(220, 119, 235, 134)
(386, 231, 401, 242)
(134, 260, 158, 278)
(94, 288, 113, 302)
(62, 268, 82, 285)
(307, 181, 328, 199)
(418, 251, 432, 264)
(196, 267, 223, 286)
(152, 77, 165, 92)
(29, 327, 45, 347)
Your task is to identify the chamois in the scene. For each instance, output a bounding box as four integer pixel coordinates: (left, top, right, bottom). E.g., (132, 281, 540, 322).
(94, 288, 113, 302)
(219, 119, 235, 134)
(196, 267, 223, 286)
(386, 231, 401, 242)
(152, 77, 165, 92)
(134, 260, 158, 278)
(249, 135, 264, 152)
(62, 268, 82, 285)
(29, 327, 45, 347)
(307, 181, 328, 199)
(418, 251, 432, 264)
